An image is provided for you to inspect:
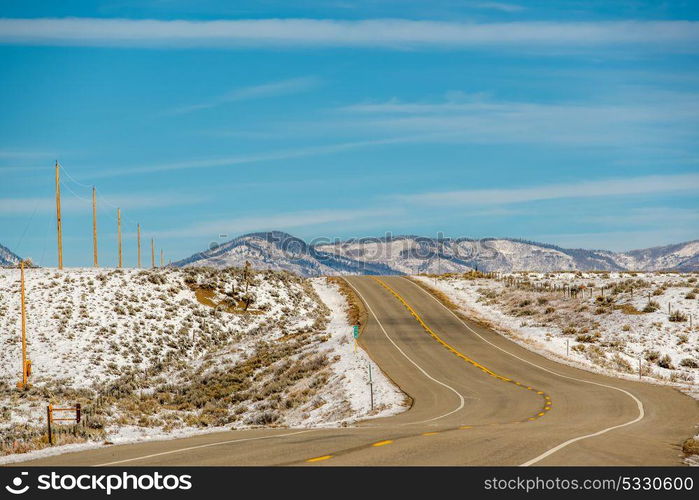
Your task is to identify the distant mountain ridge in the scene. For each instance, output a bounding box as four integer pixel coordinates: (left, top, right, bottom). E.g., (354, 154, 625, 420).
(173, 232, 699, 276)
(0, 242, 21, 267)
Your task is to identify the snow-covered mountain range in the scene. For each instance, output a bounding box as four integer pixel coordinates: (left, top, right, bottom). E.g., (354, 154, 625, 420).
(173, 232, 699, 276)
(0, 242, 21, 267)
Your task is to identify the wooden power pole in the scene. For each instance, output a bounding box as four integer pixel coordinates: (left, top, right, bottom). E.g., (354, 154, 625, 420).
(117, 208, 123, 268)
(137, 224, 141, 268)
(17, 260, 31, 389)
(55, 162, 63, 270)
(92, 187, 98, 267)
(151, 238, 155, 268)
(160, 249, 164, 267)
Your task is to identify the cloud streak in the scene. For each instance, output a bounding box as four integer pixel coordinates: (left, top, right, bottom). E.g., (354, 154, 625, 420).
(171, 76, 320, 115)
(0, 18, 697, 50)
(84, 135, 430, 178)
(153, 207, 403, 239)
(0, 193, 205, 215)
(338, 91, 699, 146)
(398, 173, 699, 206)
(472, 3, 525, 13)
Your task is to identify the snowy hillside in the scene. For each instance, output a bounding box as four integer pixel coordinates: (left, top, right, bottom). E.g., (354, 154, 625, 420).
(175, 232, 699, 276)
(0, 267, 405, 460)
(173, 231, 398, 276)
(617, 240, 699, 271)
(0, 243, 21, 267)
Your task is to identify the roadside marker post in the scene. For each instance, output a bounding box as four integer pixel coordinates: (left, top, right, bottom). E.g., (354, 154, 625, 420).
(353, 325, 359, 353)
(368, 363, 374, 411)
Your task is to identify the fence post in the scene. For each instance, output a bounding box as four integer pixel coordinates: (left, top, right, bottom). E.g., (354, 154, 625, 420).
(46, 404, 53, 445)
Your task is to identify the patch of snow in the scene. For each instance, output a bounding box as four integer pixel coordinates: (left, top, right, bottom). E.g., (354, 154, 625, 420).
(307, 278, 406, 425)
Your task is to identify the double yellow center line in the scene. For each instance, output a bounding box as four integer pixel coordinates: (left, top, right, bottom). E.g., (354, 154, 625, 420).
(305, 277, 552, 464)
(371, 277, 551, 421)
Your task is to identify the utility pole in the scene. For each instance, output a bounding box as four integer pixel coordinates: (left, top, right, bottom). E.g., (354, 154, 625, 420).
(137, 224, 141, 268)
(92, 187, 98, 267)
(117, 208, 123, 268)
(17, 260, 31, 389)
(160, 249, 164, 267)
(55, 162, 63, 270)
(151, 238, 155, 268)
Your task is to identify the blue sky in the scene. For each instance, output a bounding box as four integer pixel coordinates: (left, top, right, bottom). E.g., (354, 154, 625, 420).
(1, 1, 698, 267)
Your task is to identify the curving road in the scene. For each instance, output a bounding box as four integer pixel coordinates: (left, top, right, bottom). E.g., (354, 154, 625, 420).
(19, 276, 698, 466)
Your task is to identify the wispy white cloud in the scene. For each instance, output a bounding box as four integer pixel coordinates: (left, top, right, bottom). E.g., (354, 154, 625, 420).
(398, 173, 699, 206)
(583, 207, 699, 227)
(171, 76, 321, 115)
(85, 135, 428, 178)
(0, 150, 58, 159)
(338, 90, 699, 145)
(0, 193, 205, 215)
(0, 18, 697, 50)
(472, 2, 525, 13)
(153, 207, 403, 238)
(532, 228, 699, 252)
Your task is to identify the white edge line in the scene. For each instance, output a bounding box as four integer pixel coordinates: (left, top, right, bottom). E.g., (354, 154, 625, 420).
(343, 278, 465, 424)
(403, 277, 645, 466)
(93, 430, 313, 466)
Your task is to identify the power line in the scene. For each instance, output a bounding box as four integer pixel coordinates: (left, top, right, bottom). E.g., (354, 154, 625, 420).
(58, 163, 92, 190)
(58, 162, 144, 228)
(14, 200, 40, 254)
(55, 161, 164, 267)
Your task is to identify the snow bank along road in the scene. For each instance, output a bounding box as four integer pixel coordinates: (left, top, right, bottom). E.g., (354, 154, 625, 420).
(17, 277, 698, 466)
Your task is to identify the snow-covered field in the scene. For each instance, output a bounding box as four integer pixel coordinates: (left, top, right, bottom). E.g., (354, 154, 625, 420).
(0, 267, 405, 462)
(416, 272, 698, 388)
(415, 271, 699, 463)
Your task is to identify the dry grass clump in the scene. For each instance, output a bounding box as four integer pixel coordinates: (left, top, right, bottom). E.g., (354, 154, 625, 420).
(642, 300, 660, 313)
(682, 438, 699, 455)
(669, 311, 688, 322)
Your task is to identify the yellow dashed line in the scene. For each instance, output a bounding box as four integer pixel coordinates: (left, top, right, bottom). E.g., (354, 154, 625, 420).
(372, 440, 393, 447)
(306, 455, 333, 462)
(460, 425, 472, 430)
(422, 432, 439, 436)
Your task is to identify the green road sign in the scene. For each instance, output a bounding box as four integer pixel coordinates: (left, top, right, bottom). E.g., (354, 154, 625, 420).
(353, 325, 359, 339)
